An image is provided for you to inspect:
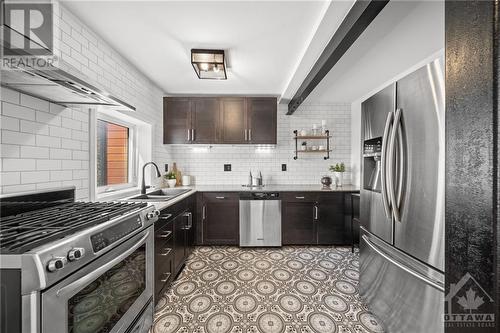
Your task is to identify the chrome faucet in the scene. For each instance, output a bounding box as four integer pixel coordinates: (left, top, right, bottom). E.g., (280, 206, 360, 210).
(141, 162, 161, 194)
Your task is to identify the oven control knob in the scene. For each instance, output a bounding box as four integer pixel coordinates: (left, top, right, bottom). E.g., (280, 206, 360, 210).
(68, 248, 85, 261)
(147, 210, 160, 220)
(47, 257, 67, 272)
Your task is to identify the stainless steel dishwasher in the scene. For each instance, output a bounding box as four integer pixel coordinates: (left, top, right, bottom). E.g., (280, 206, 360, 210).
(239, 192, 281, 247)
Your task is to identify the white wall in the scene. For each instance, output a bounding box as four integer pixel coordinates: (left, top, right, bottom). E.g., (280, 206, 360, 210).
(166, 103, 352, 185)
(0, 2, 167, 199)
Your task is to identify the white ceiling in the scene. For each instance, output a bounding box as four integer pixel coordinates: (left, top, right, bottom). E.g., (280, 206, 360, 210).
(306, 0, 445, 103)
(61, 0, 331, 96)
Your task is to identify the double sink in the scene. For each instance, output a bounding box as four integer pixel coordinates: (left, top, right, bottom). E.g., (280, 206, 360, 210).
(128, 188, 191, 201)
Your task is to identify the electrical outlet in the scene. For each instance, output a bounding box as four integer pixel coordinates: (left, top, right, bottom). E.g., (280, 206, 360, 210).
(164, 164, 169, 172)
(224, 164, 231, 171)
(282, 164, 287, 171)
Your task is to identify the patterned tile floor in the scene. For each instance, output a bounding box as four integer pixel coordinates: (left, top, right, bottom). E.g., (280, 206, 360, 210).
(153, 246, 384, 333)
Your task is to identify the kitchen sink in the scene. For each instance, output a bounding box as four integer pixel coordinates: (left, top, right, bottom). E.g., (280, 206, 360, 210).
(128, 188, 191, 201)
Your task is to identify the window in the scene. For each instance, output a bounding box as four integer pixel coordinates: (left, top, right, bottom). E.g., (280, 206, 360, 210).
(96, 118, 136, 192)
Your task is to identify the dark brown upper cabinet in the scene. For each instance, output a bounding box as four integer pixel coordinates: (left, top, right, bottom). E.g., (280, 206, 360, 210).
(220, 97, 247, 143)
(191, 97, 219, 143)
(163, 97, 219, 144)
(163, 98, 191, 144)
(247, 97, 277, 144)
(163, 97, 277, 144)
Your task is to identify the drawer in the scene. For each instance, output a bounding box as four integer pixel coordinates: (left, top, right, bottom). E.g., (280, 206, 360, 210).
(281, 192, 319, 203)
(203, 192, 239, 202)
(155, 219, 173, 240)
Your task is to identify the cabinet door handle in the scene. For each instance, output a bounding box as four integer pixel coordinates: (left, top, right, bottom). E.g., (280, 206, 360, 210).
(244, 129, 248, 141)
(202, 205, 206, 220)
(192, 129, 195, 141)
(314, 206, 319, 220)
(160, 272, 171, 282)
(157, 231, 172, 239)
(159, 248, 172, 256)
(248, 129, 252, 141)
(215, 196, 225, 199)
(187, 129, 191, 141)
(295, 196, 305, 199)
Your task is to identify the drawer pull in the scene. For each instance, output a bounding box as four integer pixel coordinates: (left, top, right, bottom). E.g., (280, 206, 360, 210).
(160, 248, 172, 256)
(157, 231, 172, 239)
(160, 272, 171, 282)
(159, 214, 172, 220)
(215, 196, 225, 199)
(295, 196, 305, 199)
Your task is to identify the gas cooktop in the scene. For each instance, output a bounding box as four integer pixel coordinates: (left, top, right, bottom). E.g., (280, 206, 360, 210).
(0, 201, 147, 254)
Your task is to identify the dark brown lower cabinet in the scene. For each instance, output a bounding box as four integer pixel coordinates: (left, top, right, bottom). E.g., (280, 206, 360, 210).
(282, 192, 349, 245)
(154, 213, 174, 303)
(317, 193, 345, 244)
(282, 201, 317, 245)
(154, 194, 195, 304)
(201, 193, 239, 245)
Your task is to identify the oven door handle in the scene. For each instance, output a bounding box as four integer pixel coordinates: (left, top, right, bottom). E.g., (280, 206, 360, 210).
(56, 230, 150, 297)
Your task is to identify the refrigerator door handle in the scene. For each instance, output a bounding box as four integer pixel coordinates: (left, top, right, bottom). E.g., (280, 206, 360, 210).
(396, 111, 405, 215)
(361, 234, 444, 291)
(388, 108, 402, 222)
(380, 111, 394, 219)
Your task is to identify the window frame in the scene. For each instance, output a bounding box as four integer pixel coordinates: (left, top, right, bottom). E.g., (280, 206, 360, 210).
(95, 113, 138, 194)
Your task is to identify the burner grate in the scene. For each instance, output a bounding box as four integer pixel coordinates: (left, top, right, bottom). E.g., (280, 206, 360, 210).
(0, 201, 147, 254)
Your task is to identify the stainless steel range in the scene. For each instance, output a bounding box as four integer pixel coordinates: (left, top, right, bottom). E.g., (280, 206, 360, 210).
(0, 187, 159, 333)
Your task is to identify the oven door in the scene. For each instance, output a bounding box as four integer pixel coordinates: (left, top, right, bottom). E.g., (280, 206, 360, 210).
(41, 227, 153, 333)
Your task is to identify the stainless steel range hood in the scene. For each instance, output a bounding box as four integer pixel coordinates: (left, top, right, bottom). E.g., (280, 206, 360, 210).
(0, 26, 135, 111)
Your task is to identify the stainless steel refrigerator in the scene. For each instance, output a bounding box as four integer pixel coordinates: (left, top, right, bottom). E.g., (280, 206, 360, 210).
(360, 57, 445, 332)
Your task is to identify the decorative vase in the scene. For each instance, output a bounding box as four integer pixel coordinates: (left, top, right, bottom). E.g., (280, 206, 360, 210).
(334, 172, 343, 187)
(321, 176, 332, 189)
(167, 179, 177, 188)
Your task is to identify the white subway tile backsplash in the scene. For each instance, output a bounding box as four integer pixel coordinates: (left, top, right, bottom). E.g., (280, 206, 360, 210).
(20, 94, 50, 112)
(2, 130, 36, 145)
(36, 111, 62, 126)
(2, 184, 36, 194)
(3, 158, 36, 171)
(50, 148, 72, 160)
(62, 160, 82, 170)
(0, 116, 20, 131)
(2, 102, 36, 121)
(49, 125, 72, 138)
(1, 87, 20, 104)
(36, 134, 61, 148)
(21, 120, 49, 135)
(21, 146, 50, 159)
(50, 170, 73, 181)
(21, 171, 50, 184)
(0, 172, 20, 186)
(62, 117, 82, 130)
(61, 138, 82, 150)
(37, 159, 62, 171)
(0, 144, 20, 158)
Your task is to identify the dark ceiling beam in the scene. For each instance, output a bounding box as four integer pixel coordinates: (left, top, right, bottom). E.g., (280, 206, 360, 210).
(286, 0, 390, 115)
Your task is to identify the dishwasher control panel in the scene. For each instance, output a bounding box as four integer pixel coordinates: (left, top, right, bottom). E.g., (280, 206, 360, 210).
(240, 192, 280, 200)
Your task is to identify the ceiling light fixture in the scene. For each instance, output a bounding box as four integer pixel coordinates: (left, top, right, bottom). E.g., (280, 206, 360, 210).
(191, 49, 227, 80)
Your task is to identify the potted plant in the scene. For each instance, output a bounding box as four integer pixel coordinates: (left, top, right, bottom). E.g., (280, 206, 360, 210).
(164, 171, 177, 188)
(329, 163, 345, 187)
